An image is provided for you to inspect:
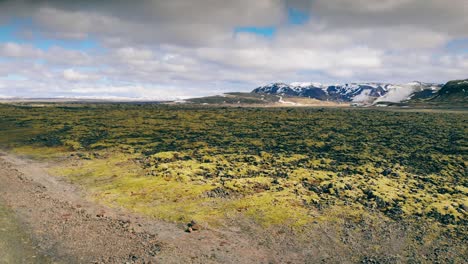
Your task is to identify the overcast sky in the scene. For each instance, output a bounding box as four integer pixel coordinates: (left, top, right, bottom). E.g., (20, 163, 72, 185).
(0, 0, 467, 99)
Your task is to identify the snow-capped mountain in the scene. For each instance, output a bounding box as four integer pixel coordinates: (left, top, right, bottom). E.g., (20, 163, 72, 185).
(252, 81, 443, 104)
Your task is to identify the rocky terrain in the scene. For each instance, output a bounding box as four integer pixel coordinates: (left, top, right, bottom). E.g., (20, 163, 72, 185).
(0, 152, 292, 264)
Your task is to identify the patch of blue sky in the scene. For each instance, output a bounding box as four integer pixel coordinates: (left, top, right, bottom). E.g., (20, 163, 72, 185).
(234, 26, 276, 38)
(0, 19, 101, 51)
(2, 74, 27, 81)
(0, 57, 14, 62)
(34, 58, 46, 64)
(33, 38, 99, 51)
(0, 20, 21, 42)
(0, 18, 38, 43)
(233, 8, 309, 38)
(445, 38, 468, 53)
(287, 8, 310, 25)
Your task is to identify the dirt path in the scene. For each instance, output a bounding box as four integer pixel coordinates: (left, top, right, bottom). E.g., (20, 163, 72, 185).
(0, 203, 52, 263)
(0, 152, 283, 264)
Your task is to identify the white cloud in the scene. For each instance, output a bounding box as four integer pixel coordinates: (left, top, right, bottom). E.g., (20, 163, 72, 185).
(115, 47, 154, 62)
(0, 42, 43, 58)
(314, 0, 413, 12)
(0, 0, 466, 99)
(63, 69, 91, 81)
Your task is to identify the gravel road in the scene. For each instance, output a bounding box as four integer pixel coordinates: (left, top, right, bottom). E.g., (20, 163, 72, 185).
(0, 153, 280, 264)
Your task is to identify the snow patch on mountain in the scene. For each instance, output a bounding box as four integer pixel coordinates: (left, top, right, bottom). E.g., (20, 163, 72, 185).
(374, 82, 442, 103)
(290, 82, 324, 88)
(352, 89, 373, 102)
(374, 84, 415, 103)
(252, 81, 443, 104)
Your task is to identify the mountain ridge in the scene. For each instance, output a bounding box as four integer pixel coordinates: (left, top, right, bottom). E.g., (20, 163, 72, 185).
(430, 79, 468, 102)
(252, 81, 443, 104)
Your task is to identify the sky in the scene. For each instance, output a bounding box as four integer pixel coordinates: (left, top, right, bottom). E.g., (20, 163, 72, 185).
(0, 0, 467, 100)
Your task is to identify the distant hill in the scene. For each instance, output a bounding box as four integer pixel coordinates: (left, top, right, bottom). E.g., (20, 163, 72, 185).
(185, 93, 280, 105)
(430, 79, 468, 102)
(183, 92, 345, 107)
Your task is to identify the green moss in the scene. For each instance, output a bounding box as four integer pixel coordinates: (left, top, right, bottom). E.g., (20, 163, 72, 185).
(0, 104, 466, 229)
(12, 145, 68, 160)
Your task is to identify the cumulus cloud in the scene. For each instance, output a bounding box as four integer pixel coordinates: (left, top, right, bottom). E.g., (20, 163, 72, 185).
(311, 0, 468, 36)
(0, 0, 467, 99)
(63, 69, 91, 81)
(0, 42, 43, 58)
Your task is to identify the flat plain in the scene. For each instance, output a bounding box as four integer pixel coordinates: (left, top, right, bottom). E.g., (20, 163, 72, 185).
(0, 103, 466, 263)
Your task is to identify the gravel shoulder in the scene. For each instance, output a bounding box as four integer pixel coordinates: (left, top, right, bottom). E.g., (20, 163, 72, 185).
(0, 152, 279, 264)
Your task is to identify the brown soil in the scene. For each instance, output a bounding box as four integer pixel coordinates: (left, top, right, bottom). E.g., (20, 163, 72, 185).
(0, 153, 283, 264)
